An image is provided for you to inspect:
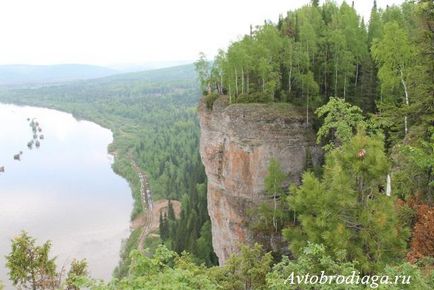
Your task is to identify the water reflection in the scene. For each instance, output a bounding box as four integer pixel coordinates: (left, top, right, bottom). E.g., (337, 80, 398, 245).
(0, 104, 131, 288)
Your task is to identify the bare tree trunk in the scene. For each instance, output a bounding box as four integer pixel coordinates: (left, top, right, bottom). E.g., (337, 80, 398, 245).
(306, 92, 309, 127)
(400, 69, 409, 135)
(235, 68, 239, 96)
(355, 63, 359, 87)
(343, 74, 346, 100)
(31, 270, 36, 290)
(241, 67, 244, 95)
(273, 192, 277, 233)
(220, 73, 223, 95)
(335, 56, 338, 97)
(386, 174, 391, 196)
(324, 50, 328, 97)
(246, 73, 249, 94)
(288, 67, 292, 96)
(301, 75, 304, 99)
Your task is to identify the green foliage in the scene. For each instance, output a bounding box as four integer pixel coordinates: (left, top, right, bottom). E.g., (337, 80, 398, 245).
(6, 231, 57, 290)
(267, 243, 362, 289)
(371, 21, 414, 99)
(402, 132, 434, 188)
(285, 131, 409, 272)
(159, 211, 169, 241)
(65, 259, 88, 290)
(393, 130, 434, 202)
(114, 228, 142, 278)
(264, 159, 287, 233)
(194, 52, 210, 94)
(267, 243, 434, 289)
(249, 159, 292, 254)
(397, 203, 417, 229)
(370, 3, 433, 144)
(201, 0, 431, 153)
(161, 183, 218, 266)
(315, 97, 366, 151)
(81, 245, 219, 290)
(211, 243, 273, 290)
(264, 158, 286, 193)
(0, 64, 217, 274)
(378, 262, 433, 290)
(203, 0, 376, 113)
(195, 221, 216, 266)
(205, 92, 219, 110)
(2, 1, 433, 288)
(368, 1, 382, 46)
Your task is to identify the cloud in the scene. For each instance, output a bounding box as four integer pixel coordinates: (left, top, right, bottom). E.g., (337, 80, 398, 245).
(0, 0, 404, 66)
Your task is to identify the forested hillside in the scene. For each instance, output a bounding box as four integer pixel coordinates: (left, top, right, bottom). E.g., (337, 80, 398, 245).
(190, 0, 432, 287)
(1, 0, 433, 289)
(0, 64, 217, 278)
(197, 0, 433, 200)
(198, 0, 432, 146)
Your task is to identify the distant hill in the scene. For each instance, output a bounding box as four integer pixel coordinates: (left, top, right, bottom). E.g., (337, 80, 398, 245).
(109, 60, 193, 72)
(0, 63, 198, 106)
(102, 63, 196, 83)
(0, 64, 118, 85)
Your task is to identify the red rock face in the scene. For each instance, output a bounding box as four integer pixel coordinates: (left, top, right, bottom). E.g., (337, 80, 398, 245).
(198, 96, 321, 265)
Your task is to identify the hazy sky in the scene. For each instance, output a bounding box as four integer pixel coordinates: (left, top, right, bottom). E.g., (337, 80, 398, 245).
(0, 0, 404, 66)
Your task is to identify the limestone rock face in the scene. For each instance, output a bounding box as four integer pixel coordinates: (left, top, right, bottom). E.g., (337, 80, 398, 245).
(198, 96, 321, 265)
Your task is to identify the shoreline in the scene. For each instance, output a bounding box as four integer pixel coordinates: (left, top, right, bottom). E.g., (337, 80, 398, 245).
(0, 101, 141, 277)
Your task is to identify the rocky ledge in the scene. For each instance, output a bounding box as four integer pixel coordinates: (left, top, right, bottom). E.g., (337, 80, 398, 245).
(198, 96, 322, 264)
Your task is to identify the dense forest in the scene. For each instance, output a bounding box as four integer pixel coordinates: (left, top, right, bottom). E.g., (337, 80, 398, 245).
(1, 0, 433, 289)
(197, 0, 432, 147)
(197, 0, 433, 202)
(0, 64, 217, 281)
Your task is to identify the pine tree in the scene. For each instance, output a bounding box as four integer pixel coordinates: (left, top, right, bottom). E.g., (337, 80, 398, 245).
(367, 0, 382, 47)
(195, 221, 218, 266)
(285, 131, 409, 272)
(159, 212, 169, 241)
(315, 97, 366, 151)
(168, 199, 175, 221)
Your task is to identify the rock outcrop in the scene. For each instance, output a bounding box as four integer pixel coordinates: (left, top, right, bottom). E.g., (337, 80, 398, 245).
(198, 96, 322, 265)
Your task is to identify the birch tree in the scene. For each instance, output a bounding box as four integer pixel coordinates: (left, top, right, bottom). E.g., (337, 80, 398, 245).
(372, 21, 415, 135)
(264, 158, 286, 234)
(194, 52, 210, 95)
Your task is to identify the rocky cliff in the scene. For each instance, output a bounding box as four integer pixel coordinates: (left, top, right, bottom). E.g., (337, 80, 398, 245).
(198, 96, 322, 265)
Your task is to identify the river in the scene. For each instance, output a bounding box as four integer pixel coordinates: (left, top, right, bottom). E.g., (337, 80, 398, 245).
(0, 103, 131, 288)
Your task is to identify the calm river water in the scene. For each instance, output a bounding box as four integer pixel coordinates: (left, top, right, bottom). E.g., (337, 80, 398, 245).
(0, 103, 131, 288)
